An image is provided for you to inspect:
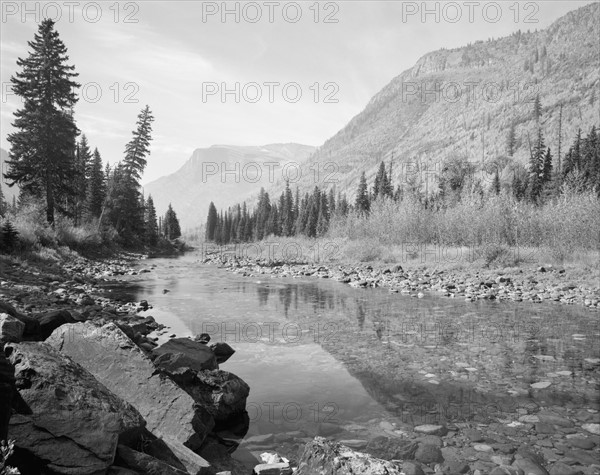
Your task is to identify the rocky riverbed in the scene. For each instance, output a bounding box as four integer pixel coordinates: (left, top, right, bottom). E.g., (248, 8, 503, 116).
(1, 251, 599, 475)
(201, 252, 600, 310)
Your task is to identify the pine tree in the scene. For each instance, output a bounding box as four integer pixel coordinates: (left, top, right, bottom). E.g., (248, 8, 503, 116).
(0, 219, 19, 253)
(145, 195, 158, 245)
(316, 191, 329, 237)
(73, 134, 92, 224)
(355, 171, 370, 214)
(528, 128, 545, 202)
(0, 185, 6, 218)
(106, 106, 154, 244)
(86, 148, 105, 219)
(281, 180, 294, 236)
(373, 161, 388, 200)
(205, 202, 218, 241)
(163, 203, 181, 240)
(5, 19, 80, 225)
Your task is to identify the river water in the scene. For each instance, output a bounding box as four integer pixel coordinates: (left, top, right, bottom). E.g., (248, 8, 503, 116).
(115, 252, 600, 450)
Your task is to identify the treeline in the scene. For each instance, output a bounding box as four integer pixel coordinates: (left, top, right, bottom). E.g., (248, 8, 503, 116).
(0, 19, 181, 252)
(205, 123, 599, 246)
(205, 181, 351, 245)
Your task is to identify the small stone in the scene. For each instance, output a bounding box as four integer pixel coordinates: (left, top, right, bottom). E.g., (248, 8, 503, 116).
(414, 424, 448, 436)
(530, 381, 551, 389)
(464, 429, 484, 442)
(567, 438, 595, 450)
(548, 462, 583, 475)
(490, 467, 523, 475)
(474, 444, 493, 452)
(582, 423, 600, 435)
(414, 443, 443, 464)
(402, 461, 425, 475)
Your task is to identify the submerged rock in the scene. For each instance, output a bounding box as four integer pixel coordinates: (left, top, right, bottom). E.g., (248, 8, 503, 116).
(47, 322, 215, 451)
(295, 437, 404, 474)
(6, 341, 145, 474)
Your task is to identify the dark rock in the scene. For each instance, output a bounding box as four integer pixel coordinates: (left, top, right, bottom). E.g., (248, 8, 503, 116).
(0, 313, 25, 343)
(366, 436, 418, 460)
(33, 309, 76, 340)
(0, 351, 15, 440)
(512, 458, 549, 475)
(116, 445, 188, 475)
(47, 323, 214, 451)
(194, 333, 211, 344)
(6, 341, 146, 475)
(415, 443, 444, 464)
(161, 366, 249, 425)
(295, 437, 404, 474)
(210, 342, 235, 364)
(154, 338, 218, 372)
(441, 460, 470, 474)
(402, 461, 426, 475)
(0, 300, 40, 339)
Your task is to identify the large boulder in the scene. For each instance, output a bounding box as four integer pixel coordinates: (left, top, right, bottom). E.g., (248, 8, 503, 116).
(0, 313, 25, 343)
(6, 341, 146, 475)
(47, 322, 215, 451)
(0, 351, 15, 440)
(295, 437, 405, 474)
(153, 338, 218, 372)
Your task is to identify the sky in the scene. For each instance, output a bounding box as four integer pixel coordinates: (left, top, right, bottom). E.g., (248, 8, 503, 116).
(0, 1, 593, 184)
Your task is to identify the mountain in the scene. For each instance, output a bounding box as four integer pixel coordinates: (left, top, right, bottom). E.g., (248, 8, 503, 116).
(264, 2, 600, 201)
(0, 148, 19, 206)
(143, 143, 315, 230)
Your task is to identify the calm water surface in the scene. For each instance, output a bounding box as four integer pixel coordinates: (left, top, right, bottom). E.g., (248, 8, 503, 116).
(114, 252, 600, 442)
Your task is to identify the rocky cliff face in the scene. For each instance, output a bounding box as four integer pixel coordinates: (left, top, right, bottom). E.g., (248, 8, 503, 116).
(264, 2, 599, 201)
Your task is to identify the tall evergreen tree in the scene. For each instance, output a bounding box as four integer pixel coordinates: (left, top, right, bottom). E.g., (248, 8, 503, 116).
(86, 148, 105, 219)
(106, 106, 154, 244)
(163, 203, 181, 240)
(5, 19, 80, 225)
(205, 202, 218, 241)
(0, 185, 6, 218)
(145, 195, 159, 245)
(73, 134, 92, 224)
(528, 128, 545, 202)
(355, 171, 370, 214)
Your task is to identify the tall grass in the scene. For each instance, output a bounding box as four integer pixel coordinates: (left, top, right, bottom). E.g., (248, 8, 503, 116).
(1, 202, 116, 256)
(328, 189, 600, 267)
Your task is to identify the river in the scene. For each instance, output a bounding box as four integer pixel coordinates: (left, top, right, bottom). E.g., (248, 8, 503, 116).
(114, 252, 600, 459)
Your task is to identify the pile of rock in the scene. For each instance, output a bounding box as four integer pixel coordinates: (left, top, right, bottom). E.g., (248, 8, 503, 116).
(1, 300, 251, 475)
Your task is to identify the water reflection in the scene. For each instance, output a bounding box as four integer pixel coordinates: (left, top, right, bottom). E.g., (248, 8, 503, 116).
(115, 254, 600, 434)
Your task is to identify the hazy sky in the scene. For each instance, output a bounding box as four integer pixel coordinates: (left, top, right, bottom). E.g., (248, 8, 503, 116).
(0, 1, 592, 184)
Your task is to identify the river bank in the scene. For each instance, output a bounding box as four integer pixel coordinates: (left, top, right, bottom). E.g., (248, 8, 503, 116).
(200, 248, 600, 310)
